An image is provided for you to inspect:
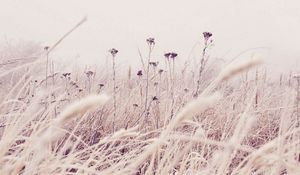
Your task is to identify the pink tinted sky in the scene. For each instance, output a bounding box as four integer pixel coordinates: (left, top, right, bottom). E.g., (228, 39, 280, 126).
(1, 0, 300, 73)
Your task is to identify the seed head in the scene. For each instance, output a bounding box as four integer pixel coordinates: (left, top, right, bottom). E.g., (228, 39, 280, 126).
(164, 52, 178, 59)
(146, 37, 155, 46)
(149, 61, 159, 67)
(137, 70, 143, 76)
(86, 71, 94, 77)
(170, 52, 178, 59)
(203, 32, 213, 40)
(109, 48, 118, 57)
(164, 53, 171, 58)
(62, 73, 71, 78)
(152, 96, 158, 101)
(133, 104, 139, 107)
(44, 46, 50, 51)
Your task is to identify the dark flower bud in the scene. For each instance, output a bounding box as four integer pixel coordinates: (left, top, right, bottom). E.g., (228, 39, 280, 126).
(203, 32, 213, 40)
(149, 61, 159, 67)
(86, 71, 94, 77)
(137, 70, 143, 76)
(146, 37, 155, 46)
(152, 96, 158, 101)
(170, 52, 178, 59)
(164, 52, 171, 58)
(44, 46, 50, 51)
(133, 104, 139, 107)
(109, 48, 118, 57)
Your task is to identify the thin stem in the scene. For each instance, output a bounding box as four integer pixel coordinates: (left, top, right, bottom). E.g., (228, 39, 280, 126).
(112, 56, 117, 133)
(195, 39, 209, 97)
(45, 53, 49, 88)
(170, 59, 175, 118)
(144, 45, 153, 119)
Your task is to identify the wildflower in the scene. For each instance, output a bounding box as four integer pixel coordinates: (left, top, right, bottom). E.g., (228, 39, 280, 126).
(170, 52, 178, 59)
(62, 73, 71, 78)
(203, 32, 212, 40)
(152, 96, 158, 101)
(149, 61, 159, 67)
(44, 46, 50, 51)
(86, 71, 94, 77)
(164, 52, 178, 59)
(109, 48, 118, 57)
(98, 83, 105, 88)
(70, 81, 77, 86)
(137, 70, 143, 76)
(133, 104, 139, 107)
(164, 53, 171, 58)
(184, 88, 189, 93)
(146, 37, 155, 46)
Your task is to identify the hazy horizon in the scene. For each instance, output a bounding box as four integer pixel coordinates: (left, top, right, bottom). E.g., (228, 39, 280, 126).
(1, 0, 300, 73)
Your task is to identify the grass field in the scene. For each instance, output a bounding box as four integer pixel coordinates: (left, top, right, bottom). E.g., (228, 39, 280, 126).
(0, 24, 300, 174)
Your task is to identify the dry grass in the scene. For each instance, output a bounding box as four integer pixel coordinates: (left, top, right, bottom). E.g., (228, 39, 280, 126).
(0, 25, 300, 174)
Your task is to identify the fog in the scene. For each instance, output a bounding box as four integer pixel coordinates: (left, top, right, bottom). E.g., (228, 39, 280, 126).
(1, 0, 300, 73)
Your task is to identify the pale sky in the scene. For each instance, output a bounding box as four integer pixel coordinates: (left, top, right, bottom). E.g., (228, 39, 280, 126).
(1, 0, 300, 72)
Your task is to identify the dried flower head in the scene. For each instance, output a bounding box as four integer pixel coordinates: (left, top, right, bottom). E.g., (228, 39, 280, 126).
(203, 32, 213, 40)
(170, 52, 178, 59)
(164, 53, 171, 58)
(152, 96, 158, 101)
(158, 69, 164, 74)
(184, 88, 189, 93)
(98, 83, 105, 88)
(146, 37, 155, 46)
(109, 48, 118, 57)
(133, 104, 139, 107)
(44, 46, 50, 51)
(86, 71, 94, 77)
(137, 70, 143, 76)
(164, 52, 178, 59)
(62, 73, 71, 78)
(149, 61, 159, 67)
